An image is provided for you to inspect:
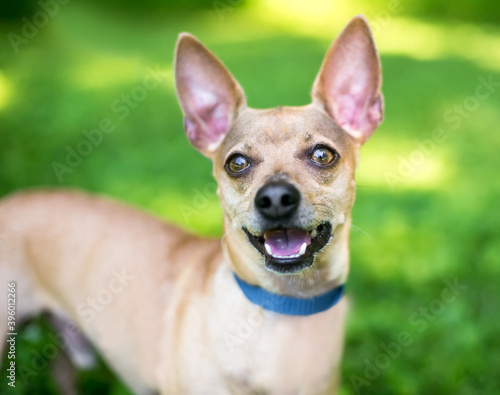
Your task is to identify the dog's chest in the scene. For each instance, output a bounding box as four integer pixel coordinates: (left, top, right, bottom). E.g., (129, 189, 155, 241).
(202, 269, 347, 394)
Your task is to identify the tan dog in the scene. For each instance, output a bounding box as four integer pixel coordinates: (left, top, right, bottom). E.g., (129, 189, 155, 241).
(0, 15, 383, 394)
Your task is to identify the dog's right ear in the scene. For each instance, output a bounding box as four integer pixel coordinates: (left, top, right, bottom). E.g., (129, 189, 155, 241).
(174, 33, 246, 157)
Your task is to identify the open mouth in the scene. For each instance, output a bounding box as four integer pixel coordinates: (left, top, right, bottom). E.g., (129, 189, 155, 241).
(242, 222, 333, 274)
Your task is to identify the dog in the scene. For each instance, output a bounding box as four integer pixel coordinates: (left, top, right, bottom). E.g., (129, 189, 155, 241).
(0, 15, 383, 394)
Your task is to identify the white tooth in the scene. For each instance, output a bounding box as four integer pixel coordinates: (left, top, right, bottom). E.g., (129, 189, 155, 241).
(311, 229, 317, 238)
(299, 242, 307, 256)
(264, 243, 272, 255)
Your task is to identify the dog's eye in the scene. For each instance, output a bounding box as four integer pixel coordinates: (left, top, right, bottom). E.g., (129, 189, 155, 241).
(226, 154, 250, 174)
(310, 146, 338, 166)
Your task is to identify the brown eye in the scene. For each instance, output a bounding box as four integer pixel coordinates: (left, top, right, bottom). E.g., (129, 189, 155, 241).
(226, 154, 250, 174)
(310, 146, 337, 166)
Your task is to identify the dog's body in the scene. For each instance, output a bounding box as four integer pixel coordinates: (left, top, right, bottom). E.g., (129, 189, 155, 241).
(0, 16, 383, 394)
(0, 190, 346, 394)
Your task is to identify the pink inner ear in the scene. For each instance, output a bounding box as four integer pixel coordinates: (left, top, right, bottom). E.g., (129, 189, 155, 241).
(331, 87, 382, 140)
(175, 34, 246, 154)
(333, 94, 360, 130)
(313, 17, 383, 142)
(183, 87, 232, 151)
(324, 58, 382, 140)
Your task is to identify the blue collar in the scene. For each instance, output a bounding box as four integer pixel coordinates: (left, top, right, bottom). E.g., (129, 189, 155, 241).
(234, 273, 345, 316)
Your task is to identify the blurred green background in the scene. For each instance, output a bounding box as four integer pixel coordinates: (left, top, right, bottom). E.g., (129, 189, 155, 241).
(1, 0, 499, 394)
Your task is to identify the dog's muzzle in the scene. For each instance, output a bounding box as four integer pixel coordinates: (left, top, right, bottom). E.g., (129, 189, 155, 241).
(242, 181, 333, 274)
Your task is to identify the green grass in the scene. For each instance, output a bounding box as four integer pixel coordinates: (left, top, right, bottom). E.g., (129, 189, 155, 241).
(1, 2, 500, 394)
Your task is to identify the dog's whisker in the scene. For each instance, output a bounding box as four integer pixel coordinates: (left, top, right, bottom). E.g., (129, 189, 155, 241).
(350, 224, 374, 244)
(220, 227, 240, 249)
(313, 264, 320, 285)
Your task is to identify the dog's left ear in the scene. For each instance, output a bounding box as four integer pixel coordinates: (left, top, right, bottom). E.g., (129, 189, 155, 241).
(312, 15, 383, 144)
(175, 33, 247, 157)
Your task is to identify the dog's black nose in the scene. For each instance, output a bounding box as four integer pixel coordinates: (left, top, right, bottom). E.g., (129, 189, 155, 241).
(255, 182, 300, 220)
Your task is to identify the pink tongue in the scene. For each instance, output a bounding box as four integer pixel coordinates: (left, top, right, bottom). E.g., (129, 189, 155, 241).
(264, 228, 311, 256)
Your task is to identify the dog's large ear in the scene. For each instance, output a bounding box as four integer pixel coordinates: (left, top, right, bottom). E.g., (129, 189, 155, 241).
(175, 33, 246, 157)
(312, 15, 383, 144)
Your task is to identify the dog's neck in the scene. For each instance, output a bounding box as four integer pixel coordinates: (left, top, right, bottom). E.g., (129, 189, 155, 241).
(221, 218, 351, 298)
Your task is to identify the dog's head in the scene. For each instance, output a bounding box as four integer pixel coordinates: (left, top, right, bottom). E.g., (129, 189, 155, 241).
(174, 16, 383, 292)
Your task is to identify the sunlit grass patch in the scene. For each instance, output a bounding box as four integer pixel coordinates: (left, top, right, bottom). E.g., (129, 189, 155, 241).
(357, 137, 453, 191)
(0, 70, 13, 112)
